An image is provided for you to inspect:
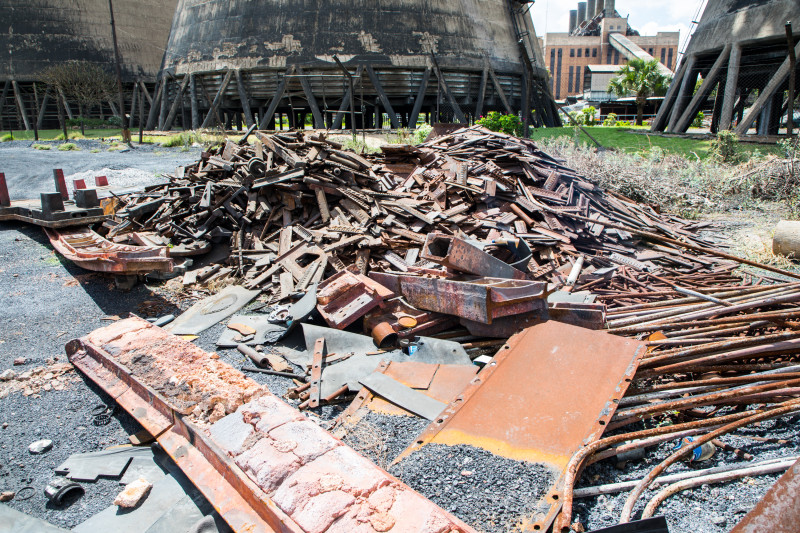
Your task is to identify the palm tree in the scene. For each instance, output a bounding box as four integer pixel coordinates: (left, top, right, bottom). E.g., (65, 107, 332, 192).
(607, 58, 672, 126)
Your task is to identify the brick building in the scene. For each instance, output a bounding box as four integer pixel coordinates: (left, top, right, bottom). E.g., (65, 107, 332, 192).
(540, 0, 679, 101)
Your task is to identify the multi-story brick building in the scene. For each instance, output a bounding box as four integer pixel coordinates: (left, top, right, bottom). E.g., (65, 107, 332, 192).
(540, 0, 679, 101)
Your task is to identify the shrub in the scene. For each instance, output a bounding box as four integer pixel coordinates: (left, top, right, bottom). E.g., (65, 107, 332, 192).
(413, 124, 433, 144)
(581, 106, 597, 126)
(58, 143, 80, 151)
(691, 111, 705, 129)
(710, 130, 739, 163)
(1, 133, 13, 142)
(32, 144, 51, 150)
(477, 111, 523, 136)
(602, 113, 618, 127)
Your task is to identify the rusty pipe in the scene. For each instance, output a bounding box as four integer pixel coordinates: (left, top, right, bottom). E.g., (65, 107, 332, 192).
(647, 337, 800, 375)
(640, 459, 795, 519)
(617, 400, 800, 524)
(555, 407, 766, 532)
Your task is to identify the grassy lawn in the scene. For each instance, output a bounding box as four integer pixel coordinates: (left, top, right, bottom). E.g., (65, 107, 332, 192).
(528, 127, 784, 160)
(0, 128, 123, 141)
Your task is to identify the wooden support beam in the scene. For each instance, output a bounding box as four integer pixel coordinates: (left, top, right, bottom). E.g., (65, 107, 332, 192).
(262, 68, 292, 129)
(430, 55, 467, 124)
(475, 65, 488, 118)
(58, 89, 74, 120)
(189, 74, 200, 130)
(108, 99, 119, 118)
(138, 80, 153, 105)
(235, 70, 255, 128)
(485, 56, 513, 114)
(667, 54, 698, 132)
(0, 81, 10, 130)
(145, 78, 164, 130)
(201, 70, 233, 129)
(296, 66, 324, 129)
(12, 81, 31, 131)
(129, 82, 138, 128)
(158, 77, 170, 130)
(366, 65, 400, 129)
(651, 56, 688, 132)
(163, 76, 190, 131)
(409, 67, 432, 128)
(718, 43, 742, 131)
(674, 44, 731, 133)
(736, 39, 800, 135)
(36, 87, 50, 131)
(332, 64, 363, 130)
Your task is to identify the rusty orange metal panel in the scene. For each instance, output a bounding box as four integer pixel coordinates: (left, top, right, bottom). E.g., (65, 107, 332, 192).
(730, 458, 800, 533)
(395, 321, 645, 532)
(45, 226, 173, 273)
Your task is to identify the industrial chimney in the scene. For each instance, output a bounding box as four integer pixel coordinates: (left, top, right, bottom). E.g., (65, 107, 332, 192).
(605, 0, 615, 15)
(569, 9, 578, 33)
(587, 0, 596, 20)
(577, 2, 587, 24)
(597, 0, 605, 16)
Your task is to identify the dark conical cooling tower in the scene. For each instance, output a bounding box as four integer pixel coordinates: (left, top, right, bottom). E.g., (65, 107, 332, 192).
(1, 0, 177, 82)
(155, 0, 561, 130)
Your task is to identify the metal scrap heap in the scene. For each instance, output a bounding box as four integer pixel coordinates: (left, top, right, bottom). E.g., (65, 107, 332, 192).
(109, 125, 745, 300)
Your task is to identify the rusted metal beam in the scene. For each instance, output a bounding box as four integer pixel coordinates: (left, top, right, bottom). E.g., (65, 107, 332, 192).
(420, 232, 527, 280)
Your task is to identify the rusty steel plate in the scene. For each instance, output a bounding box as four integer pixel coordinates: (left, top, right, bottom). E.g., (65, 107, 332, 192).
(395, 321, 645, 532)
(730, 458, 800, 533)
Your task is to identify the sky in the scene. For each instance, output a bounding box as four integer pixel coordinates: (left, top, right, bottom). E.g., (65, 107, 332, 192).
(530, 0, 708, 56)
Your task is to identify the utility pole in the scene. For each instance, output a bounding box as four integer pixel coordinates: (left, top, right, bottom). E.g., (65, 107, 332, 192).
(108, 0, 131, 142)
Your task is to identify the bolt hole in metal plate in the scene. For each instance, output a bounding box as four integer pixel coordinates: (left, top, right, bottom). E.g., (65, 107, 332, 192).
(393, 321, 645, 532)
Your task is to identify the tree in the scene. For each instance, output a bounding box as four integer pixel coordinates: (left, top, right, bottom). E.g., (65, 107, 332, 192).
(40, 61, 116, 135)
(607, 58, 672, 126)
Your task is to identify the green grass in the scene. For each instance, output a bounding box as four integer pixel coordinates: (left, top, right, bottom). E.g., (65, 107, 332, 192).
(528, 127, 784, 160)
(57, 143, 79, 151)
(0, 129, 121, 141)
(32, 143, 51, 150)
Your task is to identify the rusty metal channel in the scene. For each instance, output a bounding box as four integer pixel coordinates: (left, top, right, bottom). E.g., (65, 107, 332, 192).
(65, 318, 300, 533)
(395, 321, 645, 532)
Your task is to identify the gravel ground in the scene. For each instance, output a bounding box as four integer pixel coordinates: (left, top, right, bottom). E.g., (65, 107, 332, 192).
(341, 411, 429, 468)
(390, 443, 558, 533)
(0, 140, 201, 200)
(2, 201, 800, 532)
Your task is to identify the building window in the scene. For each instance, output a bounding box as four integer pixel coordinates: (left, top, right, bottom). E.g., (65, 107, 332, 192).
(568, 66, 574, 93)
(607, 47, 613, 63)
(592, 48, 597, 57)
(575, 69, 581, 93)
(577, 48, 582, 58)
(556, 49, 563, 99)
(661, 48, 666, 63)
(586, 48, 590, 56)
(614, 50, 620, 64)
(668, 48, 674, 69)
(550, 49, 556, 90)
(649, 48, 654, 55)
(570, 48, 575, 57)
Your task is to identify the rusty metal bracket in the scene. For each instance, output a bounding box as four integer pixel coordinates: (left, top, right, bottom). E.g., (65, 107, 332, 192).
(394, 321, 645, 532)
(308, 337, 325, 408)
(420, 232, 527, 280)
(317, 269, 394, 329)
(370, 272, 547, 324)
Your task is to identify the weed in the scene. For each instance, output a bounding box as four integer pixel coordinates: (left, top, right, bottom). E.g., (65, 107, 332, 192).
(342, 137, 380, 154)
(1, 133, 12, 142)
(57, 143, 79, 151)
(90, 148, 100, 153)
(161, 131, 201, 148)
(413, 124, 433, 144)
(477, 111, 523, 136)
(710, 130, 740, 163)
(32, 144, 51, 150)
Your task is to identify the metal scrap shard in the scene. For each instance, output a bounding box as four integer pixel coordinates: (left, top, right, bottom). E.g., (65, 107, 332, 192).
(421, 232, 527, 280)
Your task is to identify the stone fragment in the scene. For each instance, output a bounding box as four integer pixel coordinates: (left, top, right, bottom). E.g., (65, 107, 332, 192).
(113, 478, 152, 508)
(13, 357, 26, 366)
(0, 491, 14, 502)
(28, 439, 53, 454)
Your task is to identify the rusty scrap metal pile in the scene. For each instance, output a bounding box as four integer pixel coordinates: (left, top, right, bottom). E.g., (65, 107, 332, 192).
(91, 126, 800, 531)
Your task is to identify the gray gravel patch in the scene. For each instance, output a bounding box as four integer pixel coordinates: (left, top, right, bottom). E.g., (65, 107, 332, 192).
(390, 443, 558, 533)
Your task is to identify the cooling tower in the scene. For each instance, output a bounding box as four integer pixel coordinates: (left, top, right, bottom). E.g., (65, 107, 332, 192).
(652, 0, 800, 135)
(154, 0, 560, 130)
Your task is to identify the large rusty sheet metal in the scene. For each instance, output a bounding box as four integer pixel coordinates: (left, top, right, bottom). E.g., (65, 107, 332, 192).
(420, 232, 528, 280)
(65, 317, 296, 533)
(370, 272, 547, 324)
(45, 227, 173, 273)
(730, 458, 800, 533)
(395, 321, 645, 532)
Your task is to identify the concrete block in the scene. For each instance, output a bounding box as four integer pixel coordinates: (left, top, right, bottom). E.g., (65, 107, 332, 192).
(234, 438, 300, 494)
(209, 410, 254, 456)
(291, 490, 356, 533)
(268, 420, 339, 464)
(74, 188, 100, 208)
(239, 395, 304, 434)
